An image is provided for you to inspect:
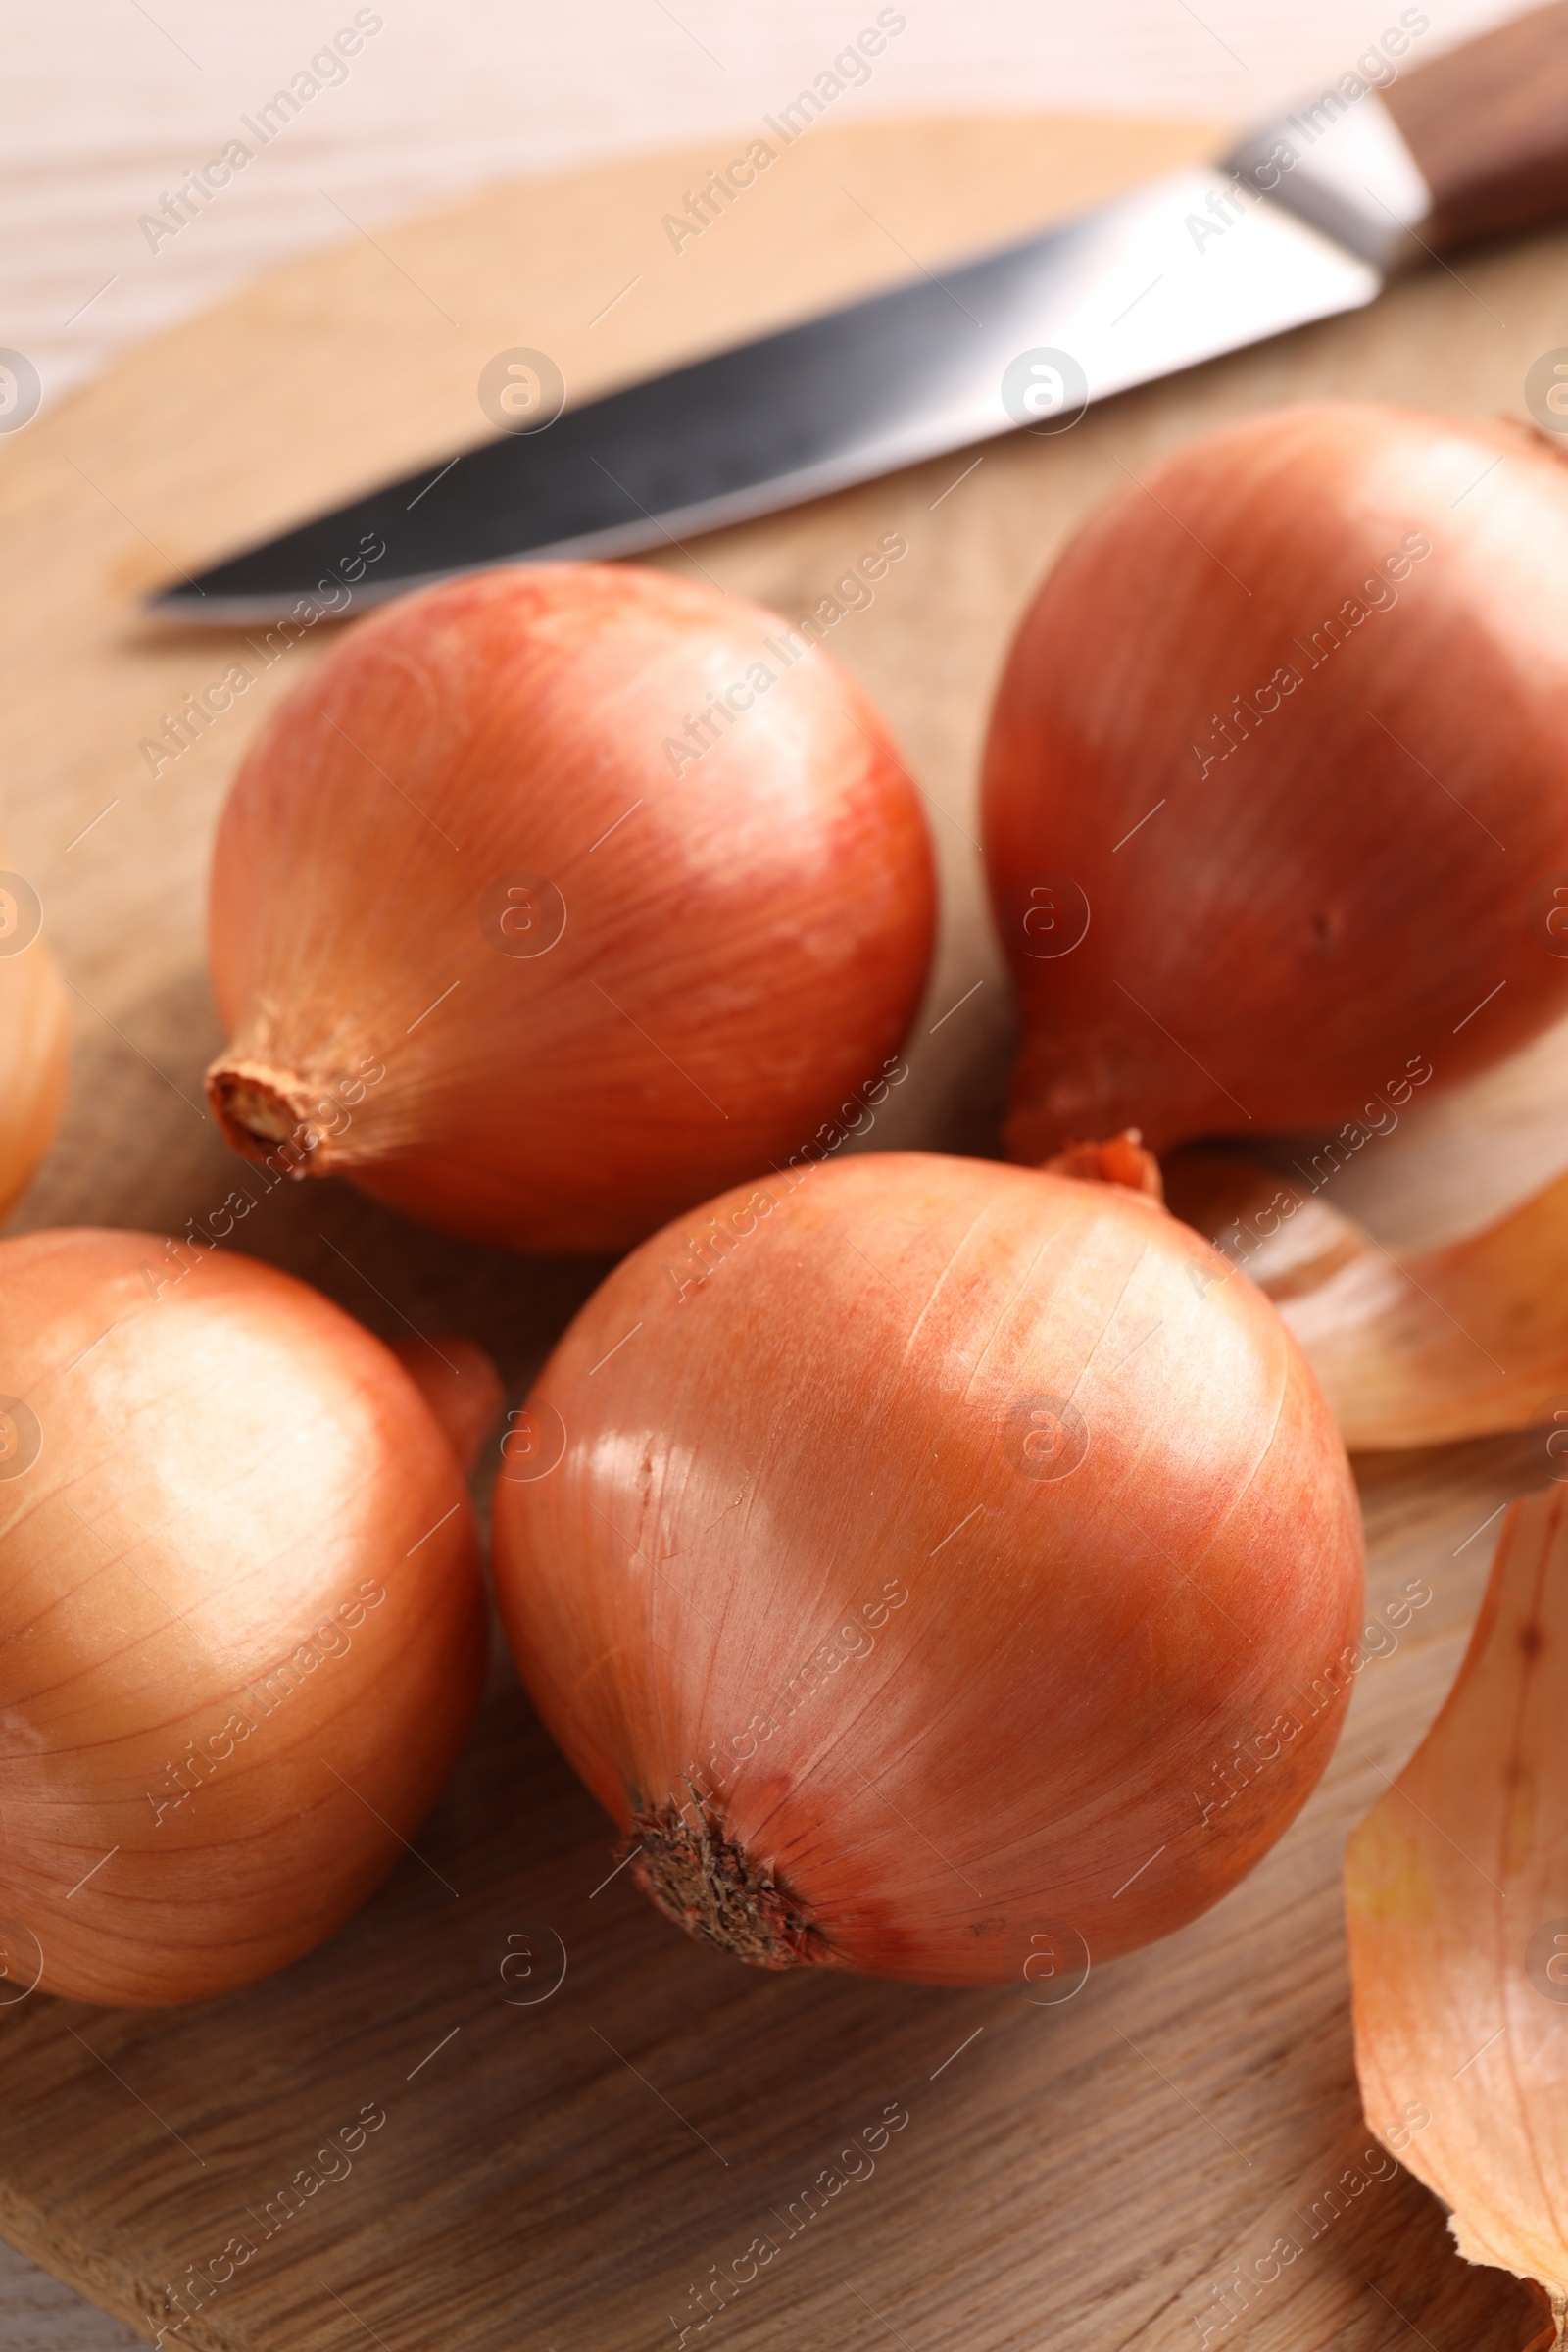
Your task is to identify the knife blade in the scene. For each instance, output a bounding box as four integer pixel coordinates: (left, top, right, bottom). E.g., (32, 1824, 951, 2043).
(146, 4, 1568, 624)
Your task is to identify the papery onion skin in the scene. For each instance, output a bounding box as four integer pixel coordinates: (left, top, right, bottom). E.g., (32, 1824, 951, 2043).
(492, 1151, 1363, 1985)
(1165, 1150, 1568, 1451)
(983, 404, 1568, 1162)
(0, 1231, 486, 2006)
(205, 563, 936, 1254)
(1347, 1489, 1568, 2313)
(0, 915, 70, 1223)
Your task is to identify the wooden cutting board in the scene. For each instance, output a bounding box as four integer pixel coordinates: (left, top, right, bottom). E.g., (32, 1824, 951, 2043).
(3, 111, 1567, 2352)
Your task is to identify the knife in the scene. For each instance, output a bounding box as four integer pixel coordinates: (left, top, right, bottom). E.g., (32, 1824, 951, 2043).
(149, 2, 1568, 625)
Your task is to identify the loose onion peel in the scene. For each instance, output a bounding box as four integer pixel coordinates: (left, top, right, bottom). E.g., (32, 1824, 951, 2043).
(1166, 1149, 1568, 1451)
(1347, 1487, 1568, 2343)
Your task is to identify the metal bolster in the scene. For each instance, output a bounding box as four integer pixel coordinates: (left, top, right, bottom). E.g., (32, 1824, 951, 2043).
(1221, 89, 1433, 272)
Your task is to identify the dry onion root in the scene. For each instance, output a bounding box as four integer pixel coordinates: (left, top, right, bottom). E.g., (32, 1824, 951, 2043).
(0, 864, 70, 1221)
(493, 1147, 1363, 1984)
(1347, 1488, 1568, 2341)
(983, 403, 1568, 1162)
(204, 563, 936, 1255)
(0, 1230, 487, 2005)
(1164, 1150, 1568, 1451)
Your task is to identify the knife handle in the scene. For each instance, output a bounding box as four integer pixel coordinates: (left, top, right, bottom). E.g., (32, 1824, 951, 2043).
(1383, 0, 1568, 250)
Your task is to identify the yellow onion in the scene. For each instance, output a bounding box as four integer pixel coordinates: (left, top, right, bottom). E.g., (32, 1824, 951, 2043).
(493, 1149, 1362, 1984)
(0, 863, 70, 1221)
(984, 404, 1568, 1160)
(204, 564, 936, 1253)
(0, 1230, 486, 2005)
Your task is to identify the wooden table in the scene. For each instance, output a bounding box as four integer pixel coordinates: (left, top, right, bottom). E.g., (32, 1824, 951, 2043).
(2, 0, 1522, 410)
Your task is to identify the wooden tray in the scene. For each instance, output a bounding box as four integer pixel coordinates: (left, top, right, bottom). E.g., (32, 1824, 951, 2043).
(2, 110, 1566, 2352)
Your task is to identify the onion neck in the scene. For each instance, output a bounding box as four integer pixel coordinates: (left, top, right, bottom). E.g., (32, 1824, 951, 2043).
(629, 1796, 818, 1969)
(206, 1056, 340, 1177)
(1041, 1129, 1164, 1201)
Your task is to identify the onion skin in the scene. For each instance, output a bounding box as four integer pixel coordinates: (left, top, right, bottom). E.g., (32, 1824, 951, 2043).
(984, 404, 1568, 1161)
(1347, 1489, 1568, 2317)
(0, 1231, 486, 2006)
(0, 920, 70, 1223)
(493, 1152, 1363, 1985)
(1167, 1149, 1568, 1452)
(205, 564, 936, 1254)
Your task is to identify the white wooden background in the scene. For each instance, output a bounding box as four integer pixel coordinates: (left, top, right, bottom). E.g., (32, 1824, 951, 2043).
(3, 0, 1519, 412)
(0, 0, 1526, 2340)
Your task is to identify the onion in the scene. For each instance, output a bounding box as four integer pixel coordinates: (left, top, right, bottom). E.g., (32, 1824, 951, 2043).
(0, 1230, 486, 2006)
(0, 864, 70, 1221)
(204, 564, 936, 1254)
(492, 1148, 1363, 1984)
(983, 403, 1568, 1161)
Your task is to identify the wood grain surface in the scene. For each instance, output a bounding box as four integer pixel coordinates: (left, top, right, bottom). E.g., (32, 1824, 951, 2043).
(3, 109, 1568, 2352)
